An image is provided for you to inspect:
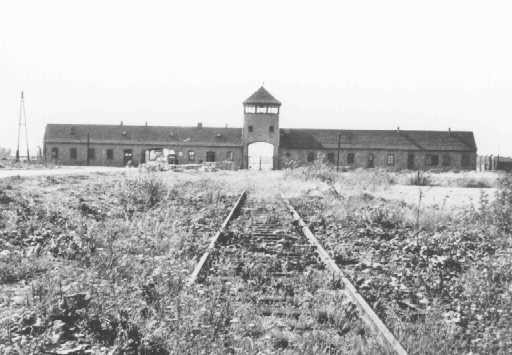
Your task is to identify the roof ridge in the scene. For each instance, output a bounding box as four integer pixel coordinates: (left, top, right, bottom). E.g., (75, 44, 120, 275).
(46, 123, 242, 130)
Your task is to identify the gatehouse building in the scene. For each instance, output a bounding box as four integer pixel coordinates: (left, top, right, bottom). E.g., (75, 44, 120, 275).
(44, 86, 477, 170)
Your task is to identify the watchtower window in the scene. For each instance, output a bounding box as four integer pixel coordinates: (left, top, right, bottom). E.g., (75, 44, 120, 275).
(269, 125, 274, 133)
(244, 105, 256, 114)
(256, 106, 267, 113)
(248, 126, 253, 133)
(268, 107, 279, 114)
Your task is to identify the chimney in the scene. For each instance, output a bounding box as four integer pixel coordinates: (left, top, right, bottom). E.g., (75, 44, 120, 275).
(448, 128, 451, 135)
(145, 121, 148, 127)
(197, 122, 203, 129)
(397, 126, 400, 132)
(120, 121, 124, 126)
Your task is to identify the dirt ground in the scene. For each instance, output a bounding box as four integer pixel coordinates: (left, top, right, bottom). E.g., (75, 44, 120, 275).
(362, 185, 493, 209)
(0, 166, 129, 179)
(0, 167, 493, 209)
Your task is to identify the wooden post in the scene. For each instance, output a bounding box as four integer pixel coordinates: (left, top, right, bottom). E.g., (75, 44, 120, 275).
(86, 132, 90, 166)
(336, 133, 341, 172)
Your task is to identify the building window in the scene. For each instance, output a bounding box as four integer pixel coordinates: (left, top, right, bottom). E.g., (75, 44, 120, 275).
(461, 153, 471, 168)
(269, 125, 274, 133)
(88, 148, 96, 160)
(123, 149, 133, 165)
(248, 125, 253, 133)
(307, 152, 315, 162)
(226, 151, 234, 161)
(51, 147, 59, 160)
(407, 153, 415, 169)
(206, 151, 215, 162)
(387, 153, 395, 166)
(442, 154, 451, 167)
(245, 105, 256, 114)
(285, 151, 291, 158)
(106, 149, 114, 160)
(426, 154, 439, 167)
(70, 148, 77, 160)
(256, 106, 267, 113)
(347, 152, 355, 164)
(368, 153, 375, 168)
(327, 152, 335, 164)
(268, 107, 279, 114)
(188, 151, 195, 161)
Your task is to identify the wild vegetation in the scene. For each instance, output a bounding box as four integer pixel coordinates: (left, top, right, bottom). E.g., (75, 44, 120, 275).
(286, 166, 512, 354)
(0, 173, 242, 354)
(0, 167, 509, 354)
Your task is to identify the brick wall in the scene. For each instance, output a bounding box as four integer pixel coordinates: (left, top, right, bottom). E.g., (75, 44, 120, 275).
(278, 148, 476, 171)
(44, 142, 243, 168)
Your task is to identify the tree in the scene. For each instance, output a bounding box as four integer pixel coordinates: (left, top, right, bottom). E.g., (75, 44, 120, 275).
(0, 147, 12, 159)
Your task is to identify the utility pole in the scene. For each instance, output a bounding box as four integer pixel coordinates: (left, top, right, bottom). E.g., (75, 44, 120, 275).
(86, 132, 90, 166)
(16, 91, 30, 162)
(336, 133, 341, 172)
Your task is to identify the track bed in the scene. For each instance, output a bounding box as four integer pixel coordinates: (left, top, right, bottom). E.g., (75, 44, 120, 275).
(194, 196, 391, 354)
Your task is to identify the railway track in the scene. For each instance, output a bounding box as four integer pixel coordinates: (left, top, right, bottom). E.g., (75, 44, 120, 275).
(188, 191, 407, 354)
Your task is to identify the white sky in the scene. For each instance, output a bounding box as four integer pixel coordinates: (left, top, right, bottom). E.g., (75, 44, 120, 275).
(1, 0, 511, 156)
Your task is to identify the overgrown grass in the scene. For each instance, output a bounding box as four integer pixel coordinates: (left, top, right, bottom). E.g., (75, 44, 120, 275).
(288, 171, 512, 354)
(1, 169, 510, 354)
(285, 164, 500, 189)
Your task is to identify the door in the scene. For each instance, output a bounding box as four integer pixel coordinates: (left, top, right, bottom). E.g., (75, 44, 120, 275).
(367, 153, 375, 168)
(407, 153, 415, 170)
(123, 149, 133, 166)
(206, 151, 216, 162)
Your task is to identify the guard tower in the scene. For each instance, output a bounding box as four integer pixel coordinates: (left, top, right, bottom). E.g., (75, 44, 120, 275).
(242, 86, 281, 170)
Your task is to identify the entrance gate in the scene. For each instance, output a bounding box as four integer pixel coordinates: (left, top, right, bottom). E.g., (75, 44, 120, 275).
(248, 142, 274, 170)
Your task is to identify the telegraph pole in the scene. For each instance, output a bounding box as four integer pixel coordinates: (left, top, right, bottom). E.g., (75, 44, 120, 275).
(86, 133, 90, 166)
(16, 91, 30, 162)
(336, 133, 341, 172)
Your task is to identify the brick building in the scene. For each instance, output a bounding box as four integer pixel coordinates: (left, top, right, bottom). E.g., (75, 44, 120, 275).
(44, 86, 477, 170)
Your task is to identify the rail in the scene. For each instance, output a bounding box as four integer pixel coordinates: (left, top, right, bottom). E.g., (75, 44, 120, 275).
(283, 196, 408, 355)
(186, 190, 247, 286)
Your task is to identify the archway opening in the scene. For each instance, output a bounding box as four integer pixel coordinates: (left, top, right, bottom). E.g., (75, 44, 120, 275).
(248, 142, 274, 170)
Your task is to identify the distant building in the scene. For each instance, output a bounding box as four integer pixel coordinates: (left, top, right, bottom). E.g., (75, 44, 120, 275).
(44, 86, 477, 170)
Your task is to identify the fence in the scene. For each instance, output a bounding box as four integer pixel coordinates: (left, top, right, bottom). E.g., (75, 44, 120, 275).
(477, 155, 512, 172)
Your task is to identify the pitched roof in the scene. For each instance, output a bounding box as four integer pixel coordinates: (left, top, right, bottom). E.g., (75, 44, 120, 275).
(243, 86, 281, 106)
(279, 129, 476, 152)
(44, 124, 243, 146)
